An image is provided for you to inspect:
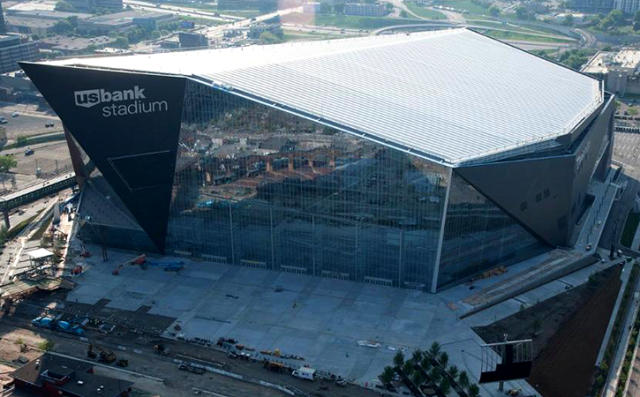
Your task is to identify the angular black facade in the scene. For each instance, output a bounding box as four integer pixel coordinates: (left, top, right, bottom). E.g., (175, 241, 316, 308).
(20, 62, 614, 291)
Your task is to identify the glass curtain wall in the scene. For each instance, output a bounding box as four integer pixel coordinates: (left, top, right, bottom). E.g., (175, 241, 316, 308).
(166, 80, 448, 288)
(438, 172, 547, 289)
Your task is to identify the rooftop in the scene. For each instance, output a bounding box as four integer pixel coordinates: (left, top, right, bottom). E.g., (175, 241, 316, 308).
(583, 49, 640, 75)
(42, 29, 603, 166)
(83, 9, 172, 25)
(11, 353, 133, 397)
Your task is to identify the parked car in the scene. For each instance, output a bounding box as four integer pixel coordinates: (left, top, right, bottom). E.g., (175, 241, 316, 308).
(24, 148, 34, 156)
(45, 122, 54, 128)
(11, 112, 19, 118)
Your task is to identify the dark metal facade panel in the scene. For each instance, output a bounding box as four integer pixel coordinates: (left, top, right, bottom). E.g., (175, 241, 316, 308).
(20, 62, 186, 251)
(456, 97, 615, 247)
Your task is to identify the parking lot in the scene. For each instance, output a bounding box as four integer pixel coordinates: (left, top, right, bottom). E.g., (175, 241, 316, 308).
(0, 105, 60, 143)
(613, 131, 640, 179)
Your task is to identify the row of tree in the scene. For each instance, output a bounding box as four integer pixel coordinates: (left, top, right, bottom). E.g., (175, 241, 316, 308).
(379, 342, 481, 397)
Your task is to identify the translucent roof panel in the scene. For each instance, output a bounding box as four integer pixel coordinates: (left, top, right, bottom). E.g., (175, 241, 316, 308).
(46, 29, 603, 166)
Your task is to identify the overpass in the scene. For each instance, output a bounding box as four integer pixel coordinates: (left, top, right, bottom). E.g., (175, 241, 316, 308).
(0, 172, 76, 228)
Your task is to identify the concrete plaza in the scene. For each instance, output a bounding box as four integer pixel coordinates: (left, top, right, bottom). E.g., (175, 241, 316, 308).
(68, 245, 546, 396)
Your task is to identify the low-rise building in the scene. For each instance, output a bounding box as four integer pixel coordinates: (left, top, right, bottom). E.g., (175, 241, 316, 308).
(303, 2, 321, 13)
(11, 353, 133, 397)
(0, 34, 38, 73)
(582, 49, 640, 96)
(615, 0, 640, 13)
(6, 10, 92, 36)
(568, 0, 613, 13)
(77, 10, 174, 34)
(67, 0, 123, 12)
(179, 31, 208, 48)
(39, 35, 116, 54)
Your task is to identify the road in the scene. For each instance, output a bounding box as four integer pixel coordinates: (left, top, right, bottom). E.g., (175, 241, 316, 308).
(599, 128, 640, 252)
(124, 0, 303, 41)
(196, 5, 303, 39)
(124, 0, 239, 22)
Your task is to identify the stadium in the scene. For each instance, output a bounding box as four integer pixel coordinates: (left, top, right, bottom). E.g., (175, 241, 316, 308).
(21, 28, 614, 292)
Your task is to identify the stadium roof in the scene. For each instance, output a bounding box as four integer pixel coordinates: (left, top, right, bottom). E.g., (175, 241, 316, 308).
(44, 28, 603, 166)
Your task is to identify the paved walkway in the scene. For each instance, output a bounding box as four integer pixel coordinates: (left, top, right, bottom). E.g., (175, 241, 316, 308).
(631, 215, 640, 251)
(602, 262, 640, 397)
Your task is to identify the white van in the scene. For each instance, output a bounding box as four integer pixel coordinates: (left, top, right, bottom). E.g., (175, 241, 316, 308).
(292, 367, 316, 381)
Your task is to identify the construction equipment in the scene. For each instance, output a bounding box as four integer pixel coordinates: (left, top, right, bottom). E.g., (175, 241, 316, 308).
(61, 322, 84, 336)
(263, 360, 285, 373)
(153, 343, 170, 356)
(87, 344, 116, 364)
(31, 316, 54, 329)
(146, 259, 184, 272)
(179, 363, 205, 374)
(113, 254, 147, 275)
(87, 344, 97, 359)
(56, 320, 84, 336)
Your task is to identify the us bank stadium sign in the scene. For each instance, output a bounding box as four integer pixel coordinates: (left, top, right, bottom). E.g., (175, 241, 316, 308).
(73, 85, 168, 118)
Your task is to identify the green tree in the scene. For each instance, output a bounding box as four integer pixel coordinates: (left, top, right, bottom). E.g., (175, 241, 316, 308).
(412, 349, 423, 362)
(113, 36, 129, 48)
(428, 341, 441, 358)
(393, 351, 405, 368)
(0, 155, 16, 173)
(411, 369, 424, 386)
(429, 366, 442, 383)
(563, 13, 574, 25)
(438, 351, 449, 368)
(440, 377, 451, 395)
(319, 2, 331, 13)
(55, 1, 75, 11)
(38, 340, 54, 351)
(402, 360, 414, 376)
(468, 384, 480, 397)
(446, 365, 458, 379)
(421, 356, 432, 371)
(259, 31, 283, 44)
(515, 6, 532, 20)
(400, 9, 409, 17)
(489, 4, 500, 16)
(52, 19, 74, 34)
(334, 2, 345, 13)
(458, 370, 470, 388)
(378, 366, 395, 386)
(16, 135, 27, 147)
(609, 9, 625, 25)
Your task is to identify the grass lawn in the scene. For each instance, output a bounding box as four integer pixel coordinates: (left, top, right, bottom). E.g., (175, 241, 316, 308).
(313, 14, 430, 29)
(434, 0, 488, 15)
(405, 2, 447, 19)
(621, 211, 640, 248)
(282, 30, 356, 41)
(481, 29, 575, 43)
(218, 9, 263, 18)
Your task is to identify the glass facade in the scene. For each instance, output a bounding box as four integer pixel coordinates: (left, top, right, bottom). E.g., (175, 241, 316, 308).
(75, 79, 548, 291)
(165, 80, 449, 288)
(438, 172, 546, 289)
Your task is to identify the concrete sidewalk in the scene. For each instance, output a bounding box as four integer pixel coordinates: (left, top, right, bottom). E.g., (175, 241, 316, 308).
(601, 262, 640, 397)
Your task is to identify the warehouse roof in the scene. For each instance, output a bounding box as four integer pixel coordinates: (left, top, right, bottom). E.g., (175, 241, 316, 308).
(43, 29, 603, 165)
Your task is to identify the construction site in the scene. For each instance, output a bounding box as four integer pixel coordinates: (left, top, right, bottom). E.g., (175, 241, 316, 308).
(0, 177, 632, 397)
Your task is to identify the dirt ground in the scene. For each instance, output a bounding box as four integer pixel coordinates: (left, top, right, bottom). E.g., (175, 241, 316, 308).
(474, 265, 622, 397)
